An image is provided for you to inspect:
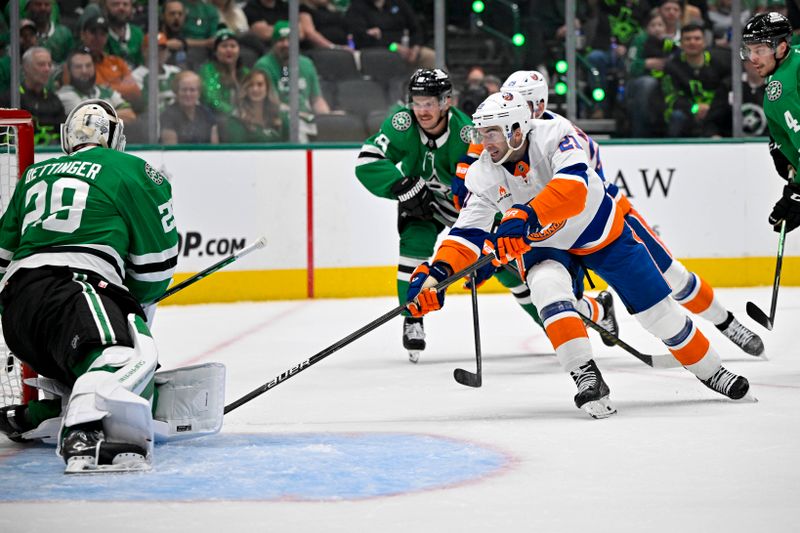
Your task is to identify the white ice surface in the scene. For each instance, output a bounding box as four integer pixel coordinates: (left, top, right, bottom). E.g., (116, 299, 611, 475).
(2, 287, 799, 532)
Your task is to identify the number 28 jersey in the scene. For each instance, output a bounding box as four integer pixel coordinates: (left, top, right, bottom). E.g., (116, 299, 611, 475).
(0, 146, 179, 304)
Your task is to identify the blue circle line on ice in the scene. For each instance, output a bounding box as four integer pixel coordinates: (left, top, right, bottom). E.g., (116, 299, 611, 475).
(0, 432, 514, 502)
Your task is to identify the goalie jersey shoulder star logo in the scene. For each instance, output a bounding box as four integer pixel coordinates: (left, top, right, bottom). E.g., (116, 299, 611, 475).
(766, 80, 782, 101)
(145, 163, 164, 185)
(391, 111, 412, 131)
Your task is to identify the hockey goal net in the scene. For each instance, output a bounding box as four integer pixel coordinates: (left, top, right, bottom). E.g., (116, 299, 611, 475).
(0, 109, 36, 407)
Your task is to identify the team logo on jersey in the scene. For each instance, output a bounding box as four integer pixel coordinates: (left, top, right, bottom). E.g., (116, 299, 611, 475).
(514, 161, 529, 177)
(392, 111, 412, 131)
(145, 163, 164, 185)
(766, 80, 782, 101)
(460, 125, 472, 144)
(527, 220, 566, 242)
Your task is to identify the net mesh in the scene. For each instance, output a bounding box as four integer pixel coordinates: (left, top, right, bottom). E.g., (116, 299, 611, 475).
(0, 115, 33, 407)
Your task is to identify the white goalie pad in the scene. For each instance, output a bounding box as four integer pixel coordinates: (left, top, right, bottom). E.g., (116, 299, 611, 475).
(153, 362, 226, 443)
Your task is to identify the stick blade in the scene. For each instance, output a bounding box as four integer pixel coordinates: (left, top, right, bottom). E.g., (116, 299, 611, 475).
(746, 301, 773, 331)
(453, 368, 481, 388)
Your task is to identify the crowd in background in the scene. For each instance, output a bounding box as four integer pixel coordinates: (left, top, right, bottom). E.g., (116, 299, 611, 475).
(1, 0, 798, 145)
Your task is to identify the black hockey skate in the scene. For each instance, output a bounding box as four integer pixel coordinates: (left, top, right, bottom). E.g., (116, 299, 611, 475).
(595, 291, 619, 347)
(403, 317, 426, 363)
(699, 366, 751, 401)
(62, 423, 150, 474)
(570, 360, 617, 419)
(0, 404, 33, 443)
(717, 314, 765, 357)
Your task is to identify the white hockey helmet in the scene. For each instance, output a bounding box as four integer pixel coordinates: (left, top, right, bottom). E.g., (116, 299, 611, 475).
(501, 70, 549, 117)
(61, 98, 126, 155)
(471, 91, 531, 165)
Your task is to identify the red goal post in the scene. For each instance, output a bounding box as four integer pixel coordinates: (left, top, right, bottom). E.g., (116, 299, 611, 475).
(0, 108, 37, 406)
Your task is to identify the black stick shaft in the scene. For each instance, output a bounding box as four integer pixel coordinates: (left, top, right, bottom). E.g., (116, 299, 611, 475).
(768, 220, 786, 322)
(470, 272, 482, 377)
(224, 254, 496, 414)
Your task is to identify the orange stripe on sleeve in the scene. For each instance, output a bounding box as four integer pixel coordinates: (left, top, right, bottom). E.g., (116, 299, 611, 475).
(616, 194, 632, 216)
(455, 162, 470, 178)
(433, 240, 479, 274)
(467, 143, 483, 158)
(570, 205, 626, 256)
(530, 179, 587, 225)
(544, 316, 589, 350)
(682, 277, 714, 314)
(669, 330, 710, 366)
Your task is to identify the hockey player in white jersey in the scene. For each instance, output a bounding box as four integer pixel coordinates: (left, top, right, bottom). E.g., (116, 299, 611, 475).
(500, 69, 764, 357)
(406, 91, 752, 418)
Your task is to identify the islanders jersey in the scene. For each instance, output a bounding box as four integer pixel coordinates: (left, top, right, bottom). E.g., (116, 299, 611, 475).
(432, 118, 625, 272)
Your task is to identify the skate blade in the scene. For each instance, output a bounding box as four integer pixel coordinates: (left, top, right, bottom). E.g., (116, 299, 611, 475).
(408, 350, 420, 363)
(581, 397, 617, 419)
(736, 392, 758, 403)
(65, 455, 151, 475)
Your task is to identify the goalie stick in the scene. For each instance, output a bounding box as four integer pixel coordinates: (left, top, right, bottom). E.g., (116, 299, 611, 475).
(453, 272, 483, 388)
(746, 219, 786, 331)
(154, 236, 267, 303)
(223, 254, 497, 414)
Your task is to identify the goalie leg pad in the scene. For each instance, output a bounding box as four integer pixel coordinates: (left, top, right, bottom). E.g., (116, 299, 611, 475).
(153, 362, 226, 443)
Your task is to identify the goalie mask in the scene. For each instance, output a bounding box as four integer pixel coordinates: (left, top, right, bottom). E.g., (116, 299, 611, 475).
(501, 70, 549, 118)
(61, 98, 126, 155)
(471, 91, 532, 165)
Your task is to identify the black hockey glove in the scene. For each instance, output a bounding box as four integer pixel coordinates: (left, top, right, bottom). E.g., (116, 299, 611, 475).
(769, 137, 795, 182)
(391, 176, 435, 220)
(769, 183, 800, 233)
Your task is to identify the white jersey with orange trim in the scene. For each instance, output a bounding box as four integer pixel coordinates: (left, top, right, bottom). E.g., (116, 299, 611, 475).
(437, 118, 624, 271)
(540, 110, 604, 179)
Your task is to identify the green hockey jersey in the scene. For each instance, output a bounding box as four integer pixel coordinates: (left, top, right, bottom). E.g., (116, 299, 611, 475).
(0, 146, 179, 304)
(355, 106, 473, 226)
(765, 45, 800, 184)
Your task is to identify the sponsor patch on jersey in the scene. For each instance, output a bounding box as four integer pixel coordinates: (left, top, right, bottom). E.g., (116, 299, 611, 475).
(145, 163, 164, 185)
(766, 80, 782, 101)
(497, 185, 511, 201)
(391, 111, 412, 131)
(460, 125, 471, 144)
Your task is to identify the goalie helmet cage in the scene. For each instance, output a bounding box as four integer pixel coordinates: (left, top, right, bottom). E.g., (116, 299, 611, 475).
(0, 109, 37, 407)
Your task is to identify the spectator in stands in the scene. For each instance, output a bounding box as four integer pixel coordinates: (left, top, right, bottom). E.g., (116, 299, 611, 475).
(457, 66, 489, 115)
(76, 14, 143, 105)
(712, 58, 767, 137)
(707, 0, 750, 48)
(483, 74, 502, 94)
(0, 19, 39, 89)
(660, 23, 731, 136)
(179, 0, 220, 68)
(26, 0, 74, 64)
(346, 0, 435, 68)
(626, 11, 678, 136)
(161, 70, 220, 144)
(132, 32, 182, 113)
(0, 47, 64, 145)
(301, 0, 352, 48)
(212, 0, 250, 33)
(253, 20, 330, 142)
(56, 48, 136, 124)
(221, 69, 285, 142)
(535, 0, 590, 70)
(161, 0, 190, 68)
(660, 0, 684, 41)
(244, 0, 310, 45)
(103, 0, 145, 68)
(199, 29, 250, 115)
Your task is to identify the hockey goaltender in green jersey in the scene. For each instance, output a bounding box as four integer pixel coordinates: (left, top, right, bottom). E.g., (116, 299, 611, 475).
(0, 100, 225, 474)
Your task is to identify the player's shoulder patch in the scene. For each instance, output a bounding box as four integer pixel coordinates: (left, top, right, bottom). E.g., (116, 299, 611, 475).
(391, 111, 413, 131)
(144, 162, 165, 185)
(459, 125, 472, 144)
(766, 80, 782, 101)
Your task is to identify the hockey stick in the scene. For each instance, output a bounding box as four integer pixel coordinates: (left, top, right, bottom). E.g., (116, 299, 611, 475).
(223, 253, 497, 414)
(746, 219, 786, 331)
(154, 236, 267, 303)
(453, 272, 483, 387)
(498, 263, 681, 369)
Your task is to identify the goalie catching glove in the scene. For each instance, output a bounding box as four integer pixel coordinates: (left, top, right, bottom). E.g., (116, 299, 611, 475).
(391, 176, 435, 220)
(769, 182, 800, 233)
(406, 262, 451, 317)
(483, 202, 542, 266)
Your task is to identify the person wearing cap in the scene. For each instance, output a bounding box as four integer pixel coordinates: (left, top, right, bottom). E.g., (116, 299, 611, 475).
(0, 46, 65, 145)
(77, 13, 142, 105)
(103, 0, 146, 68)
(198, 29, 250, 115)
(132, 32, 183, 113)
(253, 20, 330, 141)
(0, 19, 39, 89)
(26, 0, 74, 64)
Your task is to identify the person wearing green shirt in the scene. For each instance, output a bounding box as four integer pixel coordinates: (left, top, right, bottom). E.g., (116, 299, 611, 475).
(26, 0, 74, 64)
(742, 12, 800, 234)
(253, 20, 331, 142)
(105, 0, 146, 68)
(355, 68, 472, 362)
(199, 29, 250, 116)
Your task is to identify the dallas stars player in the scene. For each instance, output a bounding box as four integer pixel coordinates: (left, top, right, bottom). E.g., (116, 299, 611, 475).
(0, 100, 178, 473)
(742, 12, 800, 234)
(356, 69, 472, 362)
